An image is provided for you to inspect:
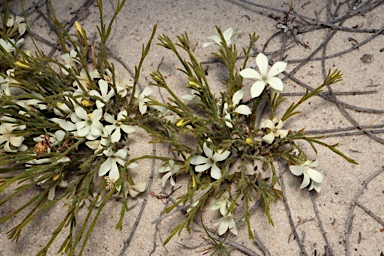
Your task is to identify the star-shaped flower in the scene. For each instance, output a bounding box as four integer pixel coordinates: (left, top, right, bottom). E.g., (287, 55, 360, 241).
(260, 117, 288, 144)
(89, 79, 115, 109)
(240, 53, 287, 98)
(74, 106, 104, 140)
(210, 191, 231, 216)
(289, 159, 323, 192)
(223, 89, 252, 128)
(98, 147, 129, 182)
(202, 27, 239, 48)
(190, 140, 231, 179)
(213, 213, 238, 236)
(158, 160, 183, 187)
(104, 110, 135, 143)
(0, 123, 27, 152)
(6, 14, 26, 36)
(137, 87, 153, 114)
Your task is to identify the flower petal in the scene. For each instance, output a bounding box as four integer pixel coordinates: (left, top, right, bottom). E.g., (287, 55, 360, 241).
(268, 61, 287, 78)
(307, 168, 324, 183)
(203, 142, 213, 159)
(289, 165, 304, 176)
(234, 105, 251, 115)
(98, 158, 111, 176)
(195, 163, 212, 173)
(210, 164, 222, 179)
(109, 162, 120, 182)
(267, 77, 284, 92)
(250, 81, 266, 98)
(262, 132, 275, 144)
(212, 150, 230, 162)
(261, 119, 274, 129)
(256, 53, 269, 76)
(161, 172, 172, 187)
(300, 173, 310, 189)
(239, 68, 261, 80)
(232, 89, 244, 106)
(190, 155, 208, 165)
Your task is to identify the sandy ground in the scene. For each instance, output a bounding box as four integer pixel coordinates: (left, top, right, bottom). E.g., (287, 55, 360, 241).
(1, 0, 384, 255)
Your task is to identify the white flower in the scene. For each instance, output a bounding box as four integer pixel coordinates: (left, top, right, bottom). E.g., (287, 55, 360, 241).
(240, 53, 287, 98)
(6, 15, 27, 36)
(0, 38, 24, 54)
(181, 89, 201, 104)
(98, 147, 129, 182)
(73, 68, 100, 90)
(127, 182, 146, 198)
(260, 117, 288, 144)
(60, 49, 78, 75)
(85, 128, 111, 154)
(213, 213, 238, 236)
(0, 123, 26, 152)
(152, 105, 176, 123)
(223, 89, 252, 128)
(158, 160, 183, 187)
(104, 110, 135, 142)
(138, 87, 153, 114)
(202, 27, 239, 48)
(74, 106, 103, 140)
(210, 191, 231, 216)
(89, 79, 115, 109)
(0, 69, 23, 96)
(190, 140, 231, 179)
(33, 130, 66, 147)
(289, 159, 323, 192)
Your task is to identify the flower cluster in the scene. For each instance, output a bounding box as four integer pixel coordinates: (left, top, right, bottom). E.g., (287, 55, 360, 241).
(149, 27, 354, 244)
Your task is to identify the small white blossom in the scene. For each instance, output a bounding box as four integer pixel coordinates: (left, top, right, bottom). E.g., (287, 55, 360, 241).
(158, 160, 183, 187)
(98, 147, 129, 182)
(0, 38, 24, 54)
(181, 89, 201, 104)
(210, 191, 231, 216)
(89, 79, 115, 109)
(138, 87, 153, 115)
(223, 89, 251, 128)
(0, 123, 27, 152)
(240, 53, 287, 98)
(73, 68, 100, 90)
(60, 49, 79, 75)
(190, 140, 231, 179)
(260, 117, 288, 144)
(33, 130, 66, 148)
(74, 106, 103, 140)
(202, 27, 240, 48)
(6, 15, 26, 36)
(104, 110, 135, 143)
(289, 159, 323, 192)
(213, 213, 238, 236)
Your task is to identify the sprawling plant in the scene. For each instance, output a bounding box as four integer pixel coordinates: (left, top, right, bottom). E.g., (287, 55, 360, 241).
(139, 27, 356, 243)
(0, 1, 157, 254)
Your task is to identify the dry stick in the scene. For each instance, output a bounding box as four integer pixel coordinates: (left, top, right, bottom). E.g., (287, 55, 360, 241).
(253, 229, 271, 256)
(345, 166, 384, 256)
(287, 25, 384, 63)
(279, 168, 308, 256)
(309, 4, 337, 253)
(355, 200, 384, 226)
(234, 0, 384, 30)
(118, 143, 157, 256)
(282, 91, 378, 97)
(310, 192, 334, 256)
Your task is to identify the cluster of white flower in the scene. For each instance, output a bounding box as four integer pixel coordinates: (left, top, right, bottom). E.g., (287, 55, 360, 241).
(156, 28, 324, 236)
(0, 18, 151, 201)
